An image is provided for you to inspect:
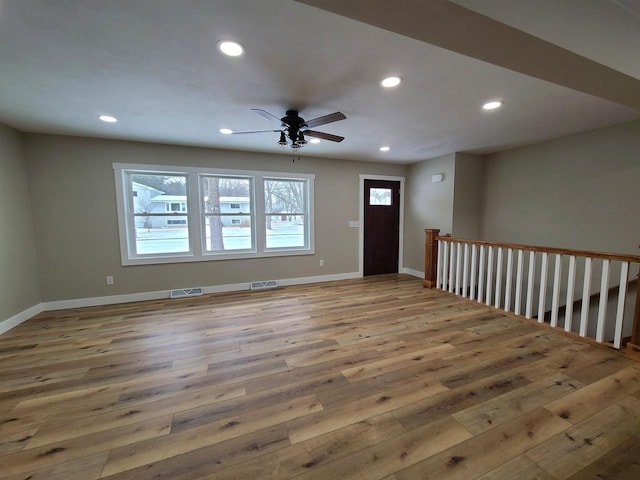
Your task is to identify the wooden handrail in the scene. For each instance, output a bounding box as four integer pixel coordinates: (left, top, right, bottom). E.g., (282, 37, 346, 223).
(434, 235, 640, 264)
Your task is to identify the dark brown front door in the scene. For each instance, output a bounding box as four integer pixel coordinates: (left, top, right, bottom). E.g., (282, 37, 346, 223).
(364, 179, 400, 276)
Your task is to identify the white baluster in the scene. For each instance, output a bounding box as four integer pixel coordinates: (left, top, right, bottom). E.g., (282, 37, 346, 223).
(449, 242, 455, 293)
(526, 251, 536, 319)
(470, 244, 478, 301)
(550, 254, 562, 328)
(564, 255, 576, 332)
(580, 257, 592, 337)
(515, 250, 523, 315)
(478, 245, 485, 302)
(436, 240, 443, 289)
(495, 248, 503, 308)
(442, 241, 449, 291)
(462, 243, 469, 298)
(455, 243, 462, 295)
(596, 259, 610, 343)
(505, 248, 513, 312)
(486, 246, 494, 305)
(613, 262, 630, 349)
(537, 252, 549, 323)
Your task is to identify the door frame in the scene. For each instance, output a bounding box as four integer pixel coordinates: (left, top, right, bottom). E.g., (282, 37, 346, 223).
(358, 174, 405, 277)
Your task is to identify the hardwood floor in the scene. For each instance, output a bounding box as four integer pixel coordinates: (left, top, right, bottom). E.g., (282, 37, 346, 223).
(1, 274, 639, 479)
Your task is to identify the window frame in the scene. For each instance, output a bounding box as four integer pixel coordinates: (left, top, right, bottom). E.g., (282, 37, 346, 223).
(263, 177, 311, 252)
(114, 163, 315, 266)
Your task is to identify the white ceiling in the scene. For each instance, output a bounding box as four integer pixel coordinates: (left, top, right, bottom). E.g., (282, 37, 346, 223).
(0, 0, 638, 164)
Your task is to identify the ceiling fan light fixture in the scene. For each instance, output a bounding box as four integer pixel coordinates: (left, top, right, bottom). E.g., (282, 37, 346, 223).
(381, 76, 402, 88)
(296, 131, 307, 146)
(278, 131, 287, 148)
(217, 40, 244, 57)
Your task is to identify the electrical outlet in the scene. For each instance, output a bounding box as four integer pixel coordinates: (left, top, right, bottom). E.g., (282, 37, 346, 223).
(319, 260, 324, 267)
(106, 276, 114, 285)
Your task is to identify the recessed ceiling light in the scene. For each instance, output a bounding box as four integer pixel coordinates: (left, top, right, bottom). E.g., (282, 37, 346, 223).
(379, 146, 390, 152)
(309, 138, 321, 144)
(217, 40, 244, 57)
(482, 100, 503, 111)
(219, 128, 234, 134)
(98, 115, 117, 123)
(381, 76, 402, 88)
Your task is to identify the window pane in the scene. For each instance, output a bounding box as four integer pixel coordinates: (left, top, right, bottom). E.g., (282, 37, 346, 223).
(202, 176, 251, 213)
(130, 173, 189, 254)
(264, 179, 308, 249)
(201, 176, 253, 252)
(204, 215, 252, 251)
(134, 216, 189, 254)
(264, 179, 305, 214)
(265, 214, 305, 248)
(369, 188, 392, 205)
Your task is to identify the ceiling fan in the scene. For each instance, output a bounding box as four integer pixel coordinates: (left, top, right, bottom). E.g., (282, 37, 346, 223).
(232, 109, 346, 150)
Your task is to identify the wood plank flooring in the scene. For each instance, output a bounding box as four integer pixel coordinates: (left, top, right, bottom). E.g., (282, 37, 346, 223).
(1, 274, 639, 479)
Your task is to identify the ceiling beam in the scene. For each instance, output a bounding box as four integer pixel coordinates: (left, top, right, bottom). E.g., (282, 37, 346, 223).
(295, 0, 640, 110)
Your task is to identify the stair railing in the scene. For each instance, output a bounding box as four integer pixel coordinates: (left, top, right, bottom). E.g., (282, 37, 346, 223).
(423, 229, 640, 359)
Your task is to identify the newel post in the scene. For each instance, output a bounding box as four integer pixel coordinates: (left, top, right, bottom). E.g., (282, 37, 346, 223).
(626, 272, 640, 360)
(423, 229, 440, 288)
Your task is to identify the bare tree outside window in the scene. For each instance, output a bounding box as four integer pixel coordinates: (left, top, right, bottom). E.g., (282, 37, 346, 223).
(202, 177, 224, 250)
(202, 176, 252, 251)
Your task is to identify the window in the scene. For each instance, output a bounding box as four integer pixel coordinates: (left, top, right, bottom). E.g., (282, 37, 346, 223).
(167, 202, 187, 212)
(127, 172, 189, 256)
(114, 164, 314, 265)
(369, 188, 392, 205)
(264, 179, 307, 249)
(202, 176, 253, 252)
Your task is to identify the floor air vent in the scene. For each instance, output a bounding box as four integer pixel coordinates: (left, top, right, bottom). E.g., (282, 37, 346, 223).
(170, 287, 204, 299)
(250, 280, 278, 290)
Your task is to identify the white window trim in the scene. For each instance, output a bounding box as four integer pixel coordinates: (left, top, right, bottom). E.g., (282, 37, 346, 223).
(113, 163, 315, 266)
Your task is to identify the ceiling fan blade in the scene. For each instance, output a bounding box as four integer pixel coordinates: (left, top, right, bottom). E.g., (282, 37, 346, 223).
(304, 130, 345, 143)
(251, 108, 284, 124)
(303, 112, 346, 129)
(231, 129, 282, 135)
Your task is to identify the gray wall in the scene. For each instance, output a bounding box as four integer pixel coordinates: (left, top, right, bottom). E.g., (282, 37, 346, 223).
(404, 153, 456, 272)
(480, 120, 640, 255)
(0, 124, 41, 321)
(24, 133, 406, 301)
(452, 153, 484, 240)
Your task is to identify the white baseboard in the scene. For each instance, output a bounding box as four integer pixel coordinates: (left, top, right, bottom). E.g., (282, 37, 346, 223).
(401, 267, 424, 279)
(278, 271, 361, 287)
(1, 271, 362, 335)
(0, 304, 44, 335)
(41, 290, 171, 311)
